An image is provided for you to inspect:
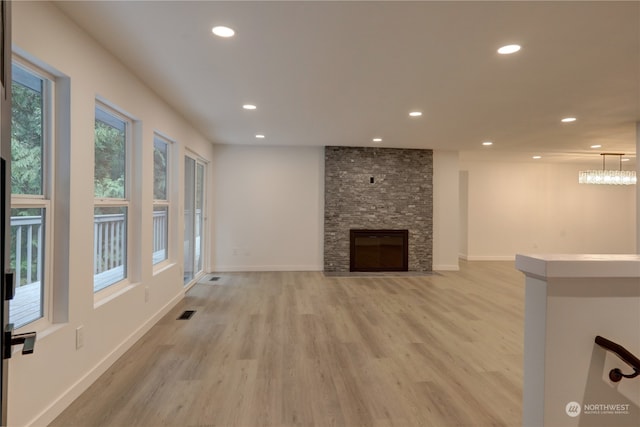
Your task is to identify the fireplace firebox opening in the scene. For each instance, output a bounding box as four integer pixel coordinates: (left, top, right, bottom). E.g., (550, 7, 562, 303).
(349, 229, 409, 272)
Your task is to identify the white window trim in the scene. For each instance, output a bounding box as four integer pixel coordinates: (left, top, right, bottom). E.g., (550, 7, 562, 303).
(152, 133, 173, 270)
(10, 59, 55, 331)
(10, 202, 52, 332)
(93, 102, 134, 300)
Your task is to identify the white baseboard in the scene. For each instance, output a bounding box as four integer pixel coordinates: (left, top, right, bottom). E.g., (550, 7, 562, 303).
(433, 264, 460, 271)
(213, 264, 323, 272)
(27, 291, 184, 427)
(463, 255, 516, 261)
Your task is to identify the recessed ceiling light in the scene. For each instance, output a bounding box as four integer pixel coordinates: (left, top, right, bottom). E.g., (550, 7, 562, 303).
(409, 111, 422, 117)
(482, 141, 493, 146)
(532, 155, 542, 159)
(497, 44, 521, 54)
(255, 134, 265, 139)
(212, 26, 235, 38)
(243, 104, 257, 110)
(372, 138, 382, 142)
(590, 144, 602, 149)
(561, 117, 577, 123)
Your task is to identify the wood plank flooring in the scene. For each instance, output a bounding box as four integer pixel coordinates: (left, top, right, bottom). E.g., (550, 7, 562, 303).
(50, 261, 524, 427)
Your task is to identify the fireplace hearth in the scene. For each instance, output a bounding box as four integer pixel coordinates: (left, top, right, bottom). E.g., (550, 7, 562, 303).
(350, 229, 409, 272)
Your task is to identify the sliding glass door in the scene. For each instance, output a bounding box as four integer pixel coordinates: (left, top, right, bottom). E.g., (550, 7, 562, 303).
(184, 155, 205, 285)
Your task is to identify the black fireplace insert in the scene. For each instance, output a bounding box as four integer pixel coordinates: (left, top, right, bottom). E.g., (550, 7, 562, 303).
(349, 229, 409, 272)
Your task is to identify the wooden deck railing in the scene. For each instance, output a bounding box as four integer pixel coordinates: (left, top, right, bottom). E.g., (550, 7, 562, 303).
(11, 210, 170, 324)
(11, 215, 43, 287)
(12, 210, 169, 287)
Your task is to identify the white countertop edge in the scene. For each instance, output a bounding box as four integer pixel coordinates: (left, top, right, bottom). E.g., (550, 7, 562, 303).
(515, 254, 640, 279)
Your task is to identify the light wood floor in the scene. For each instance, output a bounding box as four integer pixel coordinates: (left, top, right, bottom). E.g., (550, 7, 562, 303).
(50, 261, 524, 427)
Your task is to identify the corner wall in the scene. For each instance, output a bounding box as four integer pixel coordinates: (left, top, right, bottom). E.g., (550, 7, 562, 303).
(10, 3, 215, 426)
(636, 122, 639, 254)
(460, 158, 636, 259)
(211, 144, 324, 271)
(433, 151, 460, 270)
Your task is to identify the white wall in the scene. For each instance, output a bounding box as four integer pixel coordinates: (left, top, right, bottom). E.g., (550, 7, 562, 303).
(11, 2, 215, 426)
(459, 170, 469, 257)
(460, 158, 636, 259)
(433, 151, 460, 270)
(211, 145, 460, 272)
(636, 122, 639, 254)
(212, 144, 324, 271)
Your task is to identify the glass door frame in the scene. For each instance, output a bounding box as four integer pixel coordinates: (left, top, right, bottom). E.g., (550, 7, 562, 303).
(1, 2, 12, 424)
(183, 152, 206, 287)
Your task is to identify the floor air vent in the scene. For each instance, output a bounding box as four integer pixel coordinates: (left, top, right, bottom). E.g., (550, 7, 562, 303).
(210, 276, 220, 281)
(177, 310, 196, 320)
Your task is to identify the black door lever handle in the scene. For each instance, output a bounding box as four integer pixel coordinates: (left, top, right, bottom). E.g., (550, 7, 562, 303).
(11, 331, 36, 355)
(3, 323, 36, 358)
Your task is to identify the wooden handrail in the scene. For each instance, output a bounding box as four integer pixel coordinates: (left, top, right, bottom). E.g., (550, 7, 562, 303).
(595, 335, 640, 382)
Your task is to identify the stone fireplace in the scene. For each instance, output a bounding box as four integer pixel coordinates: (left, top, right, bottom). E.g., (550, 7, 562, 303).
(324, 146, 433, 273)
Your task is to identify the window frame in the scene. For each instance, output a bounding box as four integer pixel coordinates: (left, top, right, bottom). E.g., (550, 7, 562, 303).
(93, 101, 133, 296)
(10, 58, 55, 330)
(152, 132, 172, 269)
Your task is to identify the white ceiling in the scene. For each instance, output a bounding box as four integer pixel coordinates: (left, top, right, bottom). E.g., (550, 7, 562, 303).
(54, 1, 639, 164)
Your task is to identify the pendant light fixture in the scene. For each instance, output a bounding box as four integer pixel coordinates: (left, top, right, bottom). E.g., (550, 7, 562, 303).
(578, 153, 636, 185)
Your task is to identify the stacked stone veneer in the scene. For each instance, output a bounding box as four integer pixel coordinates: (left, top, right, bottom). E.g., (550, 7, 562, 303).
(324, 146, 433, 272)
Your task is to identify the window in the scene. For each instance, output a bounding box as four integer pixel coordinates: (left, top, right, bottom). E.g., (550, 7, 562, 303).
(9, 62, 53, 328)
(93, 104, 131, 292)
(153, 134, 170, 265)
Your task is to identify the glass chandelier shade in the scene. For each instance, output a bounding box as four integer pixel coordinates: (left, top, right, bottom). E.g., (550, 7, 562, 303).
(578, 170, 636, 185)
(578, 153, 636, 185)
